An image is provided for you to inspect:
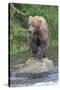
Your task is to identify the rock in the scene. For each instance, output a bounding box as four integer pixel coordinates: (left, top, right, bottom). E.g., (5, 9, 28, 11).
(14, 57, 54, 75)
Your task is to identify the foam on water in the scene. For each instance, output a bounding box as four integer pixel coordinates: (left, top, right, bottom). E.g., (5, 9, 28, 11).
(31, 81, 58, 86)
(16, 81, 58, 87)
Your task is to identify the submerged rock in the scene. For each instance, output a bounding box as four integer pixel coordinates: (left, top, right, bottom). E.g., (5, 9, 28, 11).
(14, 57, 54, 75)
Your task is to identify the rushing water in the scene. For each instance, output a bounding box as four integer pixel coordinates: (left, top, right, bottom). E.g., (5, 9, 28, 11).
(10, 48, 58, 87)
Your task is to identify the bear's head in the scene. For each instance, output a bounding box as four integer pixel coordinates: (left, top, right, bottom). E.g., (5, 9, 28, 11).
(28, 16, 42, 34)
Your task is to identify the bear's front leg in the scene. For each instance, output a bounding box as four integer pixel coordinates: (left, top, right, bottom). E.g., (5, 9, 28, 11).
(29, 38, 38, 59)
(36, 47, 43, 60)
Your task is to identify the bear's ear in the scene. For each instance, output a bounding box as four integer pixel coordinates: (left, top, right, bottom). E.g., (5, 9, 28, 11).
(28, 16, 33, 25)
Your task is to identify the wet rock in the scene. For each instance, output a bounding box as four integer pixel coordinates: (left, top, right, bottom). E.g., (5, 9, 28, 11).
(13, 57, 54, 77)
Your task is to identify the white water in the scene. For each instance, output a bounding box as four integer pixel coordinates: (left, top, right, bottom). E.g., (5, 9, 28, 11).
(10, 66, 58, 87)
(15, 81, 58, 87)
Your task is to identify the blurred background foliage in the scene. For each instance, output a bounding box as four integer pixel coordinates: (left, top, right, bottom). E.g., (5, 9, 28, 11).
(9, 3, 58, 62)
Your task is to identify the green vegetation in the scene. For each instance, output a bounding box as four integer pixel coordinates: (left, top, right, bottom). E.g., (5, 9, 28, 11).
(9, 3, 58, 60)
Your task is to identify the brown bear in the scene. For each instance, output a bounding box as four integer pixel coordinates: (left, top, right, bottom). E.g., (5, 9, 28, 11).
(28, 16, 51, 60)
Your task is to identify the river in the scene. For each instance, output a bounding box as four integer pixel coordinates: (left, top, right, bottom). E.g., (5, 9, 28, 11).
(10, 48, 58, 87)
